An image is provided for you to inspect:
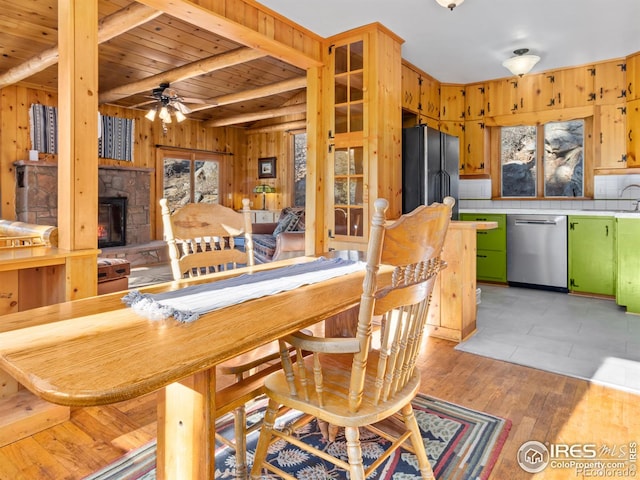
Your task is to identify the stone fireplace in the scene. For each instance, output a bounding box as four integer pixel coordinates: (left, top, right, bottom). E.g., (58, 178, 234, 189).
(14, 161, 152, 247)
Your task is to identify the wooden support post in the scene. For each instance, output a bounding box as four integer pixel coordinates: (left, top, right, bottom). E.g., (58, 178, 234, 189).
(156, 370, 215, 479)
(57, 0, 99, 297)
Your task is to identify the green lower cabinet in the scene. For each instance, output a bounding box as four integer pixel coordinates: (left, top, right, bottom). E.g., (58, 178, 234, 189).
(616, 217, 640, 313)
(461, 213, 507, 283)
(568, 216, 615, 296)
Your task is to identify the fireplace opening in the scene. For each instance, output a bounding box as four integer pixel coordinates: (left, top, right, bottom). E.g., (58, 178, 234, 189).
(98, 197, 127, 248)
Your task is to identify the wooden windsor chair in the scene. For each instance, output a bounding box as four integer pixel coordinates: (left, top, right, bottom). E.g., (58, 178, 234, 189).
(160, 197, 287, 479)
(250, 197, 453, 480)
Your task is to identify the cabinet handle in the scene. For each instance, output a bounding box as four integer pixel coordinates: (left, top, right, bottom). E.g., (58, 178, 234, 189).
(629, 82, 633, 96)
(605, 225, 609, 237)
(477, 231, 487, 235)
(630, 129, 633, 142)
(477, 254, 487, 258)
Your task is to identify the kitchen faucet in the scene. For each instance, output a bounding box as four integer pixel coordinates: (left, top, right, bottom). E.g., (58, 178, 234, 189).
(621, 184, 640, 211)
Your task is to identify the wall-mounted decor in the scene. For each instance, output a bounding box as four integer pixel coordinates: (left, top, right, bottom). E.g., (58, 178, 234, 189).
(258, 157, 277, 179)
(29, 104, 135, 161)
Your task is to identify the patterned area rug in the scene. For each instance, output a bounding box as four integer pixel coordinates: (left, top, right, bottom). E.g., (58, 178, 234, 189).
(84, 394, 511, 480)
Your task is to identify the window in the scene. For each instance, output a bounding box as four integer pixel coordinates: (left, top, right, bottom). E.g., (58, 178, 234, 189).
(500, 119, 584, 198)
(293, 132, 307, 207)
(160, 150, 224, 213)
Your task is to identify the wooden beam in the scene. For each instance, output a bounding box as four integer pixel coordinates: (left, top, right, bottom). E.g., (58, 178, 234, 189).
(0, 3, 161, 89)
(57, 0, 99, 255)
(246, 120, 307, 133)
(99, 47, 265, 104)
(135, 0, 322, 69)
(204, 103, 307, 127)
(190, 76, 307, 112)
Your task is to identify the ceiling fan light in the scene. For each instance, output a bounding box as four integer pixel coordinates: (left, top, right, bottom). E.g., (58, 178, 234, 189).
(502, 50, 541, 77)
(174, 110, 187, 123)
(145, 108, 157, 121)
(159, 106, 170, 122)
(435, 0, 464, 10)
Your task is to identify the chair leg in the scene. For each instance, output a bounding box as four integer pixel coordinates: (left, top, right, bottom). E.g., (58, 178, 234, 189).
(233, 406, 247, 479)
(344, 426, 365, 480)
(401, 403, 435, 480)
(249, 398, 280, 480)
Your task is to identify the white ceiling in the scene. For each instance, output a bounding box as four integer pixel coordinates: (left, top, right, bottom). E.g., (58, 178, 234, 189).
(257, 0, 640, 84)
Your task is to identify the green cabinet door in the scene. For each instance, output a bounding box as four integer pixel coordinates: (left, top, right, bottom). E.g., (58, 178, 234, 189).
(616, 218, 640, 313)
(460, 213, 507, 283)
(568, 216, 615, 296)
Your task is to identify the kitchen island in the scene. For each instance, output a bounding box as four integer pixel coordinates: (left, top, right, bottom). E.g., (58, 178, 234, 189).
(426, 220, 497, 342)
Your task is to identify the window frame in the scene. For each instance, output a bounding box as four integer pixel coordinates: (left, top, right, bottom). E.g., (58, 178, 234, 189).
(155, 147, 232, 238)
(489, 115, 594, 199)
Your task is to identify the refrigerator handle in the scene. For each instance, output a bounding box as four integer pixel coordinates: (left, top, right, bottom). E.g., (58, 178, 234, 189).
(442, 170, 451, 198)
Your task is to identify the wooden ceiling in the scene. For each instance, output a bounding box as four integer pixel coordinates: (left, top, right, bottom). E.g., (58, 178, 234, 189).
(0, 0, 312, 129)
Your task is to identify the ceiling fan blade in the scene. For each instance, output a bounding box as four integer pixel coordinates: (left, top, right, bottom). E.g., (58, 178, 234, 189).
(172, 101, 192, 114)
(180, 96, 217, 105)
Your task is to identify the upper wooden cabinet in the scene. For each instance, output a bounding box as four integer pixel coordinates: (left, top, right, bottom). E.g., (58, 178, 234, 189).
(561, 64, 596, 108)
(401, 63, 421, 113)
(518, 72, 559, 113)
(596, 103, 628, 169)
(485, 78, 519, 116)
(465, 83, 485, 120)
(595, 59, 627, 105)
(628, 98, 640, 167)
(627, 52, 640, 101)
(440, 84, 466, 121)
(420, 73, 440, 119)
(401, 63, 440, 119)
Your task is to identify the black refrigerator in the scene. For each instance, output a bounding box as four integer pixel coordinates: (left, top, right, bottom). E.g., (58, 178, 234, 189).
(402, 125, 459, 219)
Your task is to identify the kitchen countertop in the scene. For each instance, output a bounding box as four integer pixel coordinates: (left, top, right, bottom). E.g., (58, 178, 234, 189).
(459, 208, 640, 218)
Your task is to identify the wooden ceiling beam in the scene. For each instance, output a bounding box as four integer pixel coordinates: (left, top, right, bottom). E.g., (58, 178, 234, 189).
(0, 3, 162, 89)
(247, 120, 307, 133)
(135, 0, 322, 69)
(204, 103, 307, 127)
(98, 48, 266, 104)
(189, 76, 307, 112)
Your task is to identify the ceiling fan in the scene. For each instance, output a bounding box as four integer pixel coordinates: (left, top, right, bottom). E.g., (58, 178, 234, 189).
(149, 82, 213, 114)
(144, 83, 216, 131)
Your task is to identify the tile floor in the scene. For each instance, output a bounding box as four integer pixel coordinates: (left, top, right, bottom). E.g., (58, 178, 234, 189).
(456, 284, 640, 395)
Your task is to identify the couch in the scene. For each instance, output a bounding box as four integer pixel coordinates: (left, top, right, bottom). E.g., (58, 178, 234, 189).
(251, 207, 305, 263)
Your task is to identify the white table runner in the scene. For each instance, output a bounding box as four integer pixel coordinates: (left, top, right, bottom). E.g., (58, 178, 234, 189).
(122, 257, 364, 323)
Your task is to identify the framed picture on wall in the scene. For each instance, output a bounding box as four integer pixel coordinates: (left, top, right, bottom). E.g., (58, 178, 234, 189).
(258, 157, 277, 179)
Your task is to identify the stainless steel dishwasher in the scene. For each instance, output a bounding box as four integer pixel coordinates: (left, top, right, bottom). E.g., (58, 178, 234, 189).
(507, 214, 568, 291)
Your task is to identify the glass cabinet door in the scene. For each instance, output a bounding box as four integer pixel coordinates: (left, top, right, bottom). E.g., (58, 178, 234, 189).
(328, 38, 367, 244)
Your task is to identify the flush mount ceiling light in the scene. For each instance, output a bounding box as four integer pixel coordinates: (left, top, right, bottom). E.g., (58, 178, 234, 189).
(502, 48, 541, 77)
(435, 0, 464, 10)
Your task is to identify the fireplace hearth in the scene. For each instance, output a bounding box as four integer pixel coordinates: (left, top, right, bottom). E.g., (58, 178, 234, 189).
(98, 197, 127, 248)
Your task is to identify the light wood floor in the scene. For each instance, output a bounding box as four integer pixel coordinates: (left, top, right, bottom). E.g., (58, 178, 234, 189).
(0, 336, 637, 480)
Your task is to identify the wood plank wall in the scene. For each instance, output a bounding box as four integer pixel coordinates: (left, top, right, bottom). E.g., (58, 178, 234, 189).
(0, 84, 249, 240)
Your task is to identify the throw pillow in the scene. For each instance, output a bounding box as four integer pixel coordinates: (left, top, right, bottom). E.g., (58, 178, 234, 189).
(273, 212, 299, 237)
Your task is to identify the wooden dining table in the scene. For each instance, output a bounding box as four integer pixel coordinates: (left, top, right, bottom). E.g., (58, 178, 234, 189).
(0, 255, 392, 479)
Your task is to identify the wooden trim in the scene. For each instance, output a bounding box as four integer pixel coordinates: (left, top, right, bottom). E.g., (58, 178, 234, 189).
(595, 167, 640, 175)
(484, 106, 595, 127)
